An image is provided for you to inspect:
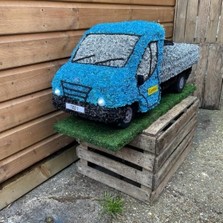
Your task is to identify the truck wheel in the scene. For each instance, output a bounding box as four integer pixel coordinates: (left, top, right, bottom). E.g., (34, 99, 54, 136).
(118, 106, 134, 128)
(173, 74, 186, 93)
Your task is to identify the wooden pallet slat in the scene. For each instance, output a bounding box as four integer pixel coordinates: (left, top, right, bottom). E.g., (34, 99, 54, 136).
(82, 142, 155, 171)
(154, 127, 196, 189)
(144, 96, 198, 136)
(77, 159, 151, 203)
(156, 100, 199, 154)
(76, 96, 198, 202)
(155, 113, 197, 171)
(150, 138, 193, 202)
(77, 145, 153, 187)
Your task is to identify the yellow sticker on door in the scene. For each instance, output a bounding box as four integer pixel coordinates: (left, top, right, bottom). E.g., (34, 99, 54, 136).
(148, 85, 158, 95)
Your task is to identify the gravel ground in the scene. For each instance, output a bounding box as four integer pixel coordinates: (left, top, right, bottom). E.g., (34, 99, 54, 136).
(0, 104, 223, 223)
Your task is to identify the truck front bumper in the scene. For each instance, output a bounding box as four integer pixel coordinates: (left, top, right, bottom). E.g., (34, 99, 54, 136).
(53, 94, 127, 124)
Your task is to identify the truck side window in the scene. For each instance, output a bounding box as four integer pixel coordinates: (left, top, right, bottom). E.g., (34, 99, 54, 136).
(137, 41, 158, 83)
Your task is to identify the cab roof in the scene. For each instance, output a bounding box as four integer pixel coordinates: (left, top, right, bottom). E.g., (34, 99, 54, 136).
(86, 20, 165, 37)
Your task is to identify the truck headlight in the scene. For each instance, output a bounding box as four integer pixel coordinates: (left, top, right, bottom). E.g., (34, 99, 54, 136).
(54, 89, 61, 96)
(97, 97, 105, 107)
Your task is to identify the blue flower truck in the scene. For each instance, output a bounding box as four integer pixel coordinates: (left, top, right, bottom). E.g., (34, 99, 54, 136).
(52, 21, 199, 128)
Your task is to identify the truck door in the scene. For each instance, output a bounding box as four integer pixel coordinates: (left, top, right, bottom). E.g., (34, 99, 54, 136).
(136, 41, 161, 112)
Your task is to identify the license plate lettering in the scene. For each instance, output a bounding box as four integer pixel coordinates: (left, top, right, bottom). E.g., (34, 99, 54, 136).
(66, 103, 85, 114)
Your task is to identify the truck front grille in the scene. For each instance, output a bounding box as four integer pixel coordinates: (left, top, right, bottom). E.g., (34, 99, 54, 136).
(61, 80, 92, 102)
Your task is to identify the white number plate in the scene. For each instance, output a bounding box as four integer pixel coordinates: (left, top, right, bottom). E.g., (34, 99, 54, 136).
(65, 103, 85, 114)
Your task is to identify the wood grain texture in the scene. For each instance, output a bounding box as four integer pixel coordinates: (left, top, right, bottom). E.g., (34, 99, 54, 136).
(0, 134, 74, 183)
(77, 159, 151, 202)
(154, 128, 195, 189)
(206, 0, 221, 42)
(0, 2, 174, 35)
(0, 89, 55, 133)
(0, 59, 66, 102)
(144, 96, 197, 137)
(193, 44, 209, 105)
(51, 0, 176, 6)
(150, 138, 193, 201)
(0, 145, 78, 210)
(173, 0, 188, 42)
(82, 142, 155, 171)
(0, 31, 82, 71)
(203, 44, 223, 109)
(184, 0, 199, 42)
(77, 145, 153, 187)
(0, 111, 68, 161)
(196, 0, 211, 43)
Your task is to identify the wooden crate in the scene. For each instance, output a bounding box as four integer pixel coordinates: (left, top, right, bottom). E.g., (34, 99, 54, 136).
(76, 96, 199, 202)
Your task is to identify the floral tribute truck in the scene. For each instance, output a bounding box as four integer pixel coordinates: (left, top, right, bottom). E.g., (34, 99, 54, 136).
(52, 21, 199, 128)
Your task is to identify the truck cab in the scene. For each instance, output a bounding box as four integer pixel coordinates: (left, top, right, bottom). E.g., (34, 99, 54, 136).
(52, 21, 165, 127)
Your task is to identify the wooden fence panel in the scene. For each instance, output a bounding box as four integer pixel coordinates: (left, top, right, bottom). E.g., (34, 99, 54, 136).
(203, 44, 223, 109)
(0, 134, 74, 183)
(0, 0, 176, 187)
(0, 2, 174, 35)
(0, 112, 67, 161)
(0, 31, 82, 71)
(54, 0, 176, 5)
(174, 0, 223, 109)
(0, 90, 55, 133)
(0, 59, 66, 102)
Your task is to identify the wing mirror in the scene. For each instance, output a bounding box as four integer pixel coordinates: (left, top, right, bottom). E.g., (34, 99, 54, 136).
(137, 75, 144, 86)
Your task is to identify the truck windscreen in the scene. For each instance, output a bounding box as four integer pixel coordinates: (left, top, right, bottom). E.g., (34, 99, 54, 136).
(72, 34, 139, 68)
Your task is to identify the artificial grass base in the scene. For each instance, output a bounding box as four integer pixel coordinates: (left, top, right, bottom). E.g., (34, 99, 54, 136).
(55, 84, 196, 151)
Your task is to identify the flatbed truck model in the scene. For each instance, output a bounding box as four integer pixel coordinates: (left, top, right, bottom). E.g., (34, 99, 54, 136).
(52, 21, 199, 128)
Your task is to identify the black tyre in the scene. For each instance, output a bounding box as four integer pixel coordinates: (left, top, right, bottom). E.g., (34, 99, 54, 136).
(118, 106, 134, 128)
(173, 74, 186, 93)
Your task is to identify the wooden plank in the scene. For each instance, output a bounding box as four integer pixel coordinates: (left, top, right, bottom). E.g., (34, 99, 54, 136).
(144, 96, 197, 136)
(0, 59, 66, 102)
(193, 44, 209, 105)
(129, 134, 156, 154)
(164, 23, 174, 39)
(206, 0, 222, 43)
(195, 0, 211, 43)
(130, 6, 174, 23)
(154, 129, 195, 189)
(155, 114, 197, 171)
(0, 89, 55, 133)
(150, 139, 193, 202)
(52, 0, 176, 6)
(0, 2, 174, 35)
(0, 134, 74, 183)
(0, 145, 78, 210)
(77, 159, 151, 203)
(156, 100, 198, 154)
(173, 0, 188, 42)
(77, 145, 153, 187)
(217, 1, 223, 43)
(184, 0, 199, 42)
(203, 44, 223, 109)
(0, 111, 68, 161)
(0, 31, 82, 71)
(82, 142, 155, 172)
